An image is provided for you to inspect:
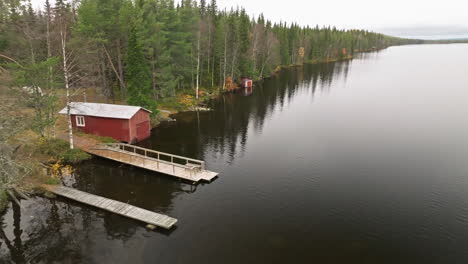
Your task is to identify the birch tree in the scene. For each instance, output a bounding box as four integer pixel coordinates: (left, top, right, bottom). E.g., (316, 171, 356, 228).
(195, 26, 201, 99)
(56, 1, 74, 149)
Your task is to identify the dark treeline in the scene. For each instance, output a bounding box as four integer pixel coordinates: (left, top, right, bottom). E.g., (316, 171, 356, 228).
(0, 0, 421, 112)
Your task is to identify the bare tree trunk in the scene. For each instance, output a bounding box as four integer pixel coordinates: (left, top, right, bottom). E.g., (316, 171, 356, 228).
(212, 59, 215, 88)
(259, 45, 271, 79)
(252, 27, 259, 71)
(102, 45, 126, 92)
(207, 21, 211, 87)
(196, 30, 201, 99)
(23, 24, 35, 65)
(223, 31, 227, 90)
(24, 36, 35, 64)
(116, 40, 126, 98)
(151, 56, 158, 100)
(230, 46, 237, 79)
(190, 48, 195, 90)
(98, 50, 109, 97)
(46, 7, 54, 138)
(219, 56, 223, 89)
(46, 13, 52, 89)
(60, 24, 74, 149)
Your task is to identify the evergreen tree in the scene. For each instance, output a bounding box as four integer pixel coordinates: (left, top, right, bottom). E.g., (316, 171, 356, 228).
(238, 9, 252, 77)
(126, 27, 158, 116)
(1, 0, 425, 111)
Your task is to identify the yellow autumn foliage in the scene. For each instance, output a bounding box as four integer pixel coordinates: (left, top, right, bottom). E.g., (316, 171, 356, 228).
(50, 159, 74, 179)
(178, 94, 196, 108)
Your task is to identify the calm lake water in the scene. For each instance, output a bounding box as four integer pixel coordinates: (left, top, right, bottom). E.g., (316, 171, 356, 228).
(2, 44, 468, 263)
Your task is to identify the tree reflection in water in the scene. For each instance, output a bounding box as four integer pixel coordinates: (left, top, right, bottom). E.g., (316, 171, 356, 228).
(140, 61, 352, 167)
(0, 60, 352, 263)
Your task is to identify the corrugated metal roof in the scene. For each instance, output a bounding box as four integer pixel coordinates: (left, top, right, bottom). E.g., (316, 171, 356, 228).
(59, 102, 151, 120)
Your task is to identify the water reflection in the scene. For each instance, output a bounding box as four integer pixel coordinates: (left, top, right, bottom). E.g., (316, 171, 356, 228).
(241, 86, 253, 96)
(1, 198, 88, 262)
(0, 203, 25, 263)
(0, 60, 353, 262)
(141, 61, 352, 165)
(0, 58, 354, 263)
(0, 193, 180, 262)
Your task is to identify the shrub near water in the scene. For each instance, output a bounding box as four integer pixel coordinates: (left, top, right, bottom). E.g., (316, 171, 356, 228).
(37, 138, 69, 157)
(37, 138, 91, 163)
(62, 149, 91, 163)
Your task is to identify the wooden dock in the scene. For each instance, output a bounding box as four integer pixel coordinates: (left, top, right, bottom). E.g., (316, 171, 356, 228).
(44, 185, 177, 229)
(87, 143, 218, 183)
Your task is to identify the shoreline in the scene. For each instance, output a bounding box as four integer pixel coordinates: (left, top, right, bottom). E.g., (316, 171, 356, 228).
(0, 46, 389, 214)
(155, 46, 390, 123)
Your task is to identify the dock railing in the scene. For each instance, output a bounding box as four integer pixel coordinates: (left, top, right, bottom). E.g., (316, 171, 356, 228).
(96, 143, 206, 171)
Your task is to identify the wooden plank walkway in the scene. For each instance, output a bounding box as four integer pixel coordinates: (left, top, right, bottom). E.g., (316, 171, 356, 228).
(87, 143, 218, 183)
(43, 185, 177, 229)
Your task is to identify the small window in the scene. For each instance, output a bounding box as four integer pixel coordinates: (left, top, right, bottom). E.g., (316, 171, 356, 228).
(76, 116, 85, 127)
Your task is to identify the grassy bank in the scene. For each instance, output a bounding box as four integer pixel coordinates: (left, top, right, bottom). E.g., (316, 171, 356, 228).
(36, 138, 92, 163)
(156, 90, 219, 112)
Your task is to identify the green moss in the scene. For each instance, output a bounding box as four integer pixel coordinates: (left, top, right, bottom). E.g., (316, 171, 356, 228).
(36, 138, 91, 163)
(44, 191, 57, 199)
(99, 136, 117, 143)
(75, 132, 117, 143)
(43, 177, 61, 185)
(61, 148, 91, 163)
(36, 138, 69, 157)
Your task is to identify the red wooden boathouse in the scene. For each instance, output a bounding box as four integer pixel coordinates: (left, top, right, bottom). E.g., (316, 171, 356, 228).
(59, 102, 152, 143)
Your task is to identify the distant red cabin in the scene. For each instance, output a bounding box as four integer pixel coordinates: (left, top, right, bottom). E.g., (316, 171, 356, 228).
(59, 102, 152, 143)
(241, 78, 253, 88)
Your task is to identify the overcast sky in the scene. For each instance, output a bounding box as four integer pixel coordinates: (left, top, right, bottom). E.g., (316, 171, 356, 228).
(30, 0, 468, 39)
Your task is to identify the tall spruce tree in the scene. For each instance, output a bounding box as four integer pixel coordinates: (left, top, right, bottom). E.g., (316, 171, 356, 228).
(126, 27, 158, 116)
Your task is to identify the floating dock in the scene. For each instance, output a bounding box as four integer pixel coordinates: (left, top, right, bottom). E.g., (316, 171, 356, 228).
(88, 143, 218, 183)
(43, 185, 177, 229)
